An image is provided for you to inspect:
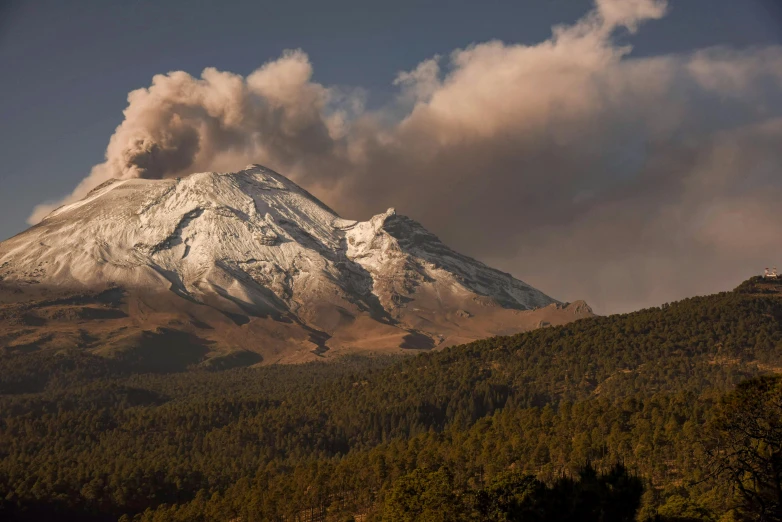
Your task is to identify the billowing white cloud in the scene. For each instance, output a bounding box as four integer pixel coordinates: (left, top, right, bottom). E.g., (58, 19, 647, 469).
(31, 0, 782, 313)
(595, 0, 668, 32)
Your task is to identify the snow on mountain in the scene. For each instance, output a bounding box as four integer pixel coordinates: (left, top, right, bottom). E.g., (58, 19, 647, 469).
(0, 165, 591, 364)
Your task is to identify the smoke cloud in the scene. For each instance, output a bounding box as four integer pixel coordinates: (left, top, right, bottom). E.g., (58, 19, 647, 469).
(31, 0, 782, 313)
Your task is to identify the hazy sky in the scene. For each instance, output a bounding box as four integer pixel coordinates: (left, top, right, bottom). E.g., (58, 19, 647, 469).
(2, 0, 782, 313)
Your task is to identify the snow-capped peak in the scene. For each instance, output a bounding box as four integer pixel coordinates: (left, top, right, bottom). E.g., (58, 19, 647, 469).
(0, 165, 582, 361)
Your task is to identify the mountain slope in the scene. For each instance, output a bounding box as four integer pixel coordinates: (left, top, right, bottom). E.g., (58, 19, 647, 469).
(0, 165, 591, 363)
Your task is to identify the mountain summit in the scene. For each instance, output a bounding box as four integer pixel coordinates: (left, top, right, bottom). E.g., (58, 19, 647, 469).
(0, 165, 591, 364)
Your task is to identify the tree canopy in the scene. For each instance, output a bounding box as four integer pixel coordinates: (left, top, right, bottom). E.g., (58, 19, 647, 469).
(1, 277, 781, 521)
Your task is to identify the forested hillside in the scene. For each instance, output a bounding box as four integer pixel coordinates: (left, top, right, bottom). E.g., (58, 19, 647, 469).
(2, 277, 782, 521)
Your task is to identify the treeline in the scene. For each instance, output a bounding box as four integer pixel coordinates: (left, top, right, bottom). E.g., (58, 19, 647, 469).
(1, 277, 781, 520)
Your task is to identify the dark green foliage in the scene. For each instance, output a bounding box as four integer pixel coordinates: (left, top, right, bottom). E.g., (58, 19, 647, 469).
(706, 375, 782, 521)
(383, 467, 469, 521)
(381, 463, 644, 521)
(475, 469, 547, 521)
(0, 278, 781, 520)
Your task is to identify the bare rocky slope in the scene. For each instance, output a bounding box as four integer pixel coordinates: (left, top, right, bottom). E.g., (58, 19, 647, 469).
(0, 165, 592, 365)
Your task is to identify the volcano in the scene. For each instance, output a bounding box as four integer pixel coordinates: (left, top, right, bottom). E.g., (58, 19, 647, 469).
(0, 165, 591, 365)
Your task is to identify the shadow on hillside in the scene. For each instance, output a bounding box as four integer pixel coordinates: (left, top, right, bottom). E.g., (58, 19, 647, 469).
(101, 328, 213, 372)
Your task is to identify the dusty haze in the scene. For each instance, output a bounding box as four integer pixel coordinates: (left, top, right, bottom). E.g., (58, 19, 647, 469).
(30, 0, 782, 314)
